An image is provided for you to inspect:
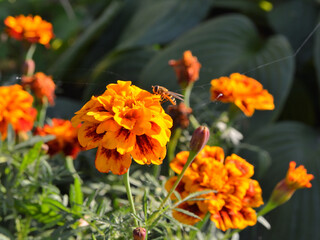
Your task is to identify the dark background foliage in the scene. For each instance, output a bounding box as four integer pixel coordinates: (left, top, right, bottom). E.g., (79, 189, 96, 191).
(1, 0, 319, 239)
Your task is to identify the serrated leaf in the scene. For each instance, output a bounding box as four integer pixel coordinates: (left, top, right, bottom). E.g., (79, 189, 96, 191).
(19, 141, 43, 174)
(139, 14, 294, 131)
(173, 207, 203, 220)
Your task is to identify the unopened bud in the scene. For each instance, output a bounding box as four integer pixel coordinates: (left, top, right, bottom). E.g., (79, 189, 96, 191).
(268, 161, 314, 207)
(133, 227, 146, 240)
(189, 126, 210, 152)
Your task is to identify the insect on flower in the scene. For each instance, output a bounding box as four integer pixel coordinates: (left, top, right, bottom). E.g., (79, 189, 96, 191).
(152, 85, 184, 105)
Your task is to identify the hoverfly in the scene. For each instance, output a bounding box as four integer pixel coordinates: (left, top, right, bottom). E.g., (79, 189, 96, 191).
(152, 85, 184, 105)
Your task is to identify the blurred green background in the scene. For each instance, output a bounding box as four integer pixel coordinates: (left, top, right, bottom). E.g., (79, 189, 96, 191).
(1, 0, 319, 239)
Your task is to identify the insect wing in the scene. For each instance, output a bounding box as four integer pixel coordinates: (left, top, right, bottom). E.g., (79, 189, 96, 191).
(167, 91, 184, 101)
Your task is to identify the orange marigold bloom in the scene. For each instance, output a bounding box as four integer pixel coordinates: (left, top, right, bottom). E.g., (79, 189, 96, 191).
(166, 146, 263, 231)
(22, 72, 56, 105)
(4, 15, 54, 46)
(210, 73, 274, 117)
(71, 80, 173, 175)
(35, 118, 81, 158)
(0, 84, 37, 140)
(169, 50, 201, 87)
(269, 161, 314, 206)
(285, 161, 314, 189)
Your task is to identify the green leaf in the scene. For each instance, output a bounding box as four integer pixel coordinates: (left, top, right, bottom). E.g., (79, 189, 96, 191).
(70, 177, 83, 215)
(116, 0, 211, 49)
(241, 121, 320, 240)
(19, 142, 43, 174)
(313, 14, 320, 106)
(84, 47, 157, 98)
(48, 0, 124, 79)
(0, 226, 14, 240)
(267, 0, 318, 63)
(14, 135, 55, 150)
(139, 14, 294, 130)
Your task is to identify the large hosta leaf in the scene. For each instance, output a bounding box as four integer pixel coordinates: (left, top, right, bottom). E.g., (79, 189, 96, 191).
(267, 0, 318, 64)
(139, 14, 294, 131)
(240, 121, 320, 240)
(116, 0, 211, 49)
(314, 14, 320, 106)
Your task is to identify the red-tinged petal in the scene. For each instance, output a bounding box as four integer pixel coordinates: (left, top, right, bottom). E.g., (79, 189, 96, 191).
(95, 146, 131, 175)
(78, 122, 103, 149)
(172, 202, 205, 225)
(131, 135, 166, 165)
(102, 128, 136, 154)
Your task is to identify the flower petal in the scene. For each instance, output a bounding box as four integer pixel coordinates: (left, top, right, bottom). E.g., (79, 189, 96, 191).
(102, 127, 136, 154)
(95, 146, 131, 175)
(78, 122, 103, 149)
(131, 135, 166, 165)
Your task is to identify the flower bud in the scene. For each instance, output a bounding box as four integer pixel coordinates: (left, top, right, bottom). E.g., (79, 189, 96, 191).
(189, 126, 210, 153)
(168, 103, 192, 129)
(268, 161, 314, 207)
(169, 50, 201, 88)
(133, 227, 146, 240)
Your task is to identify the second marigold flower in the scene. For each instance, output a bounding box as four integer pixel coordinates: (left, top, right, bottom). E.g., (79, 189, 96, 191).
(210, 73, 274, 117)
(71, 80, 173, 175)
(4, 15, 54, 46)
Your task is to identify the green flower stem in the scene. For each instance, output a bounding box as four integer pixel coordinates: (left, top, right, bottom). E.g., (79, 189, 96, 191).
(147, 150, 199, 226)
(66, 156, 82, 181)
(159, 149, 198, 212)
(189, 114, 200, 129)
(167, 127, 182, 176)
(123, 168, 139, 227)
(37, 97, 48, 127)
(25, 43, 36, 61)
(182, 83, 193, 108)
(227, 103, 241, 125)
(257, 201, 277, 217)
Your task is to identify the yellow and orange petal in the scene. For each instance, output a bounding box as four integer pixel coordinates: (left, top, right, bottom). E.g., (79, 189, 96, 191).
(166, 145, 263, 230)
(285, 161, 314, 189)
(210, 73, 274, 117)
(22, 72, 56, 105)
(35, 118, 81, 158)
(0, 84, 37, 140)
(225, 154, 254, 178)
(169, 50, 201, 87)
(210, 206, 257, 231)
(71, 80, 173, 175)
(4, 15, 54, 46)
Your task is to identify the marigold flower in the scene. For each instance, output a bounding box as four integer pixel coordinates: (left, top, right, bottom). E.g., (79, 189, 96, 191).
(0, 84, 37, 140)
(35, 118, 81, 158)
(210, 73, 274, 117)
(169, 50, 201, 87)
(22, 72, 56, 105)
(71, 80, 173, 175)
(4, 15, 54, 46)
(166, 146, 263, 231)
(269, 161, 314, 206)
